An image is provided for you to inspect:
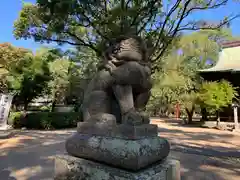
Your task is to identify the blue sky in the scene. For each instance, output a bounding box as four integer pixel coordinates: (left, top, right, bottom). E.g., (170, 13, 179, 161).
(0, 0, 59, 51)
(1, 0, 240, 51)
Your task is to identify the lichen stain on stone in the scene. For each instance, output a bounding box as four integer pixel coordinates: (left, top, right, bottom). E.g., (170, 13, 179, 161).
(100, 138, 140, 157)
(112, 176, 126, 180)
(87, 136, 100, 148)
(83, 166, 110, 180)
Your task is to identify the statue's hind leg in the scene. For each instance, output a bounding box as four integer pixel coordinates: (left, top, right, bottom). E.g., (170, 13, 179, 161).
(82, 90, 114, 122)
(110, 61, 152, 125)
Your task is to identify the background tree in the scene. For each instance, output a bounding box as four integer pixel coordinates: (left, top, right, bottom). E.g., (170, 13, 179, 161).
(0, 43, 31, 93)
(198, 80, 238, 125)
(10, 53, 51, 110)
(49, 57, 71, 110)
(147, 28, 237, 122)
(65, 47, 99, 108)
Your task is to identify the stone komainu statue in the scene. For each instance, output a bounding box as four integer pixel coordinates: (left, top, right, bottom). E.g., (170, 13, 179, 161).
(81, 35, 152, 125)
(63, 36, 171, 174)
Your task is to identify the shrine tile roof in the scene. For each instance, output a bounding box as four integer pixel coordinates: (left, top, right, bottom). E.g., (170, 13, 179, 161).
(199, 42, 240, 72)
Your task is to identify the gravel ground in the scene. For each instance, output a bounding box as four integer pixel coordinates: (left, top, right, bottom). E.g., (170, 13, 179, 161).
(0, 119, 240, 180)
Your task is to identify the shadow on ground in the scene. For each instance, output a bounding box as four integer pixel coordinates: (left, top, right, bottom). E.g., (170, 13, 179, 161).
(157, 126, 240, 158)
(0, 122, 240, 180)
(0, 130, 75, 180)
(152, 118, 240, 180)
(171, 151, 240, 180)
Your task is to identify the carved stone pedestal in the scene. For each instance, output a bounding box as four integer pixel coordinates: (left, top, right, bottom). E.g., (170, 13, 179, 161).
(66, 122, 170, 170)
(0, 131, 14, 139)
(54, 155, 180, 180)
(53, 35, 182, 179)
(54, 121, 179, 179)
(65, 133, 170, 171)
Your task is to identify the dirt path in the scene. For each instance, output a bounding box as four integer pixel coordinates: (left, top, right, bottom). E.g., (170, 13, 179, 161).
(152, 118, 240, 180)
(0, 120, 239, 180)
(152, 118, 240, 156)
(0, 130, 75, 180)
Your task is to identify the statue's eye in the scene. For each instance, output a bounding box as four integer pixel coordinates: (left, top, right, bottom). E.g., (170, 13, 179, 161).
(113, 47, 120, 54)
(112, 49, 117, 53)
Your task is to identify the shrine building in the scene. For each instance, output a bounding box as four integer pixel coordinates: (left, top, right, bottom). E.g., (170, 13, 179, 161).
(199, 40, 240, 121)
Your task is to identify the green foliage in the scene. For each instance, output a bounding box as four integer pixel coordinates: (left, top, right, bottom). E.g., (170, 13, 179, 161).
(147, 29, 237, 119)
(0, 42, 98, 110)
(0, 43, 31, 92)
(48, 57, 71, 104)
(12, 112, 82, 130)
(14, 0, 234, 71)
(198, 80, 238, 112)
(178, 29, 235, 69)
(71, 48, 99, 81)
(39, 105, 51, 112)
(66, 48, 99, 105)
(9, 53, 52, 110)
(9, 111, 25, 128)
(0, 44, 53, 110)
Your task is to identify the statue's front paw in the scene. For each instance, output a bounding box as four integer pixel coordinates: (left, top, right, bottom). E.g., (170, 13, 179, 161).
(104, 62, 117, 74)
(122, 110, 149, 125)
(139, 112, 150, 124)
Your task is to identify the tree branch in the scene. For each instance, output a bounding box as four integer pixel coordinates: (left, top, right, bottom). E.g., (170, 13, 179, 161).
(151, 0, 234, 73)
(62, 30, 99, 53)
(135, 0, 159, 34)
(183, 0, 228, 19)
(178, 14, 240, 31)
(81, 11, 109, 41)
(153, 0, 182, 53)
(34, 34, 97, 50)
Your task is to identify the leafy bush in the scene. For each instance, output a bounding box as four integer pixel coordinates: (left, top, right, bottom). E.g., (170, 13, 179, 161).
(11, 112, 82, 129)
(27, 104, 52, 112)
(8, 111, 26, 128)
(39, 105, 51, 112)
(198, 80, 238, 112)
(197, 80, 238, 124)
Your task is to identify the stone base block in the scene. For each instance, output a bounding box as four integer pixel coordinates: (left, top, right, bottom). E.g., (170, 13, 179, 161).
(54, 154, 180, 180)
(232, 128, 240, 133)
(77, 122, 158, 140)
(0, 130, 14, 139)
(65, 133, 170, 171)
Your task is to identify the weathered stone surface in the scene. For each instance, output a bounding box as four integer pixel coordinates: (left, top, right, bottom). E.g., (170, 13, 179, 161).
(114, 124, 158, 139)
(82, 90, 113, 122)
(112, 85, 134, 115)
(121, 110, 149, 125)
(54, 154, 180, 180)
(0, 130, 14, 139)
(86, 113, 117, 124)
(77, 122, 158, 140)
(65, 133, 170, 171)
(81, 36, 153, 125)
(77, 122, 115, 137)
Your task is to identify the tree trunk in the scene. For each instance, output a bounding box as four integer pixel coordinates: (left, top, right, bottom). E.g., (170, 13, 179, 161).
(233, 106, 239, 130)
(51, 100, 56, 112)
(120, 0, 125, 33)
(200, 106, 208, 122)
(51, 93, 57, 112)
(216, 111, 221, 126)
(185, 104, 195, 124)
(23, 101, 28, 111)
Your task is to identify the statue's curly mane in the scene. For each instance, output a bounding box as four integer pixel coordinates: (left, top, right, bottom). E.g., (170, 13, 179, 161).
(102, 35, 152, 65)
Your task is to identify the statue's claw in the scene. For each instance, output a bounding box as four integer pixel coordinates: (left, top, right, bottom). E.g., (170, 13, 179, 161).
(122, 110, 150, 126)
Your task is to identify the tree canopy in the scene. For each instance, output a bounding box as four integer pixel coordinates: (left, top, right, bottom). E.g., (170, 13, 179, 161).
(0, 43, 32, 92)
(14, 0, 238, 71)
(198, 80, 238, 122)
(147, 28, 238, 121)
(198, 80, 237, 110)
